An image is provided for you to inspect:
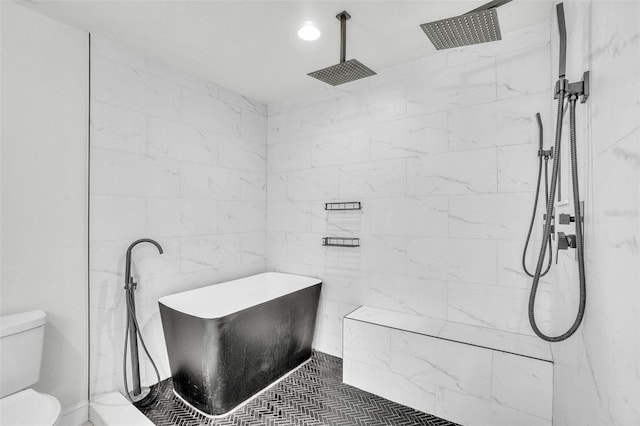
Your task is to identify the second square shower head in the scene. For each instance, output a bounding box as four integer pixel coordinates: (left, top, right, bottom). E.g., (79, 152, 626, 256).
(420, 0, 513, 50)
(307, 11, 376, 86)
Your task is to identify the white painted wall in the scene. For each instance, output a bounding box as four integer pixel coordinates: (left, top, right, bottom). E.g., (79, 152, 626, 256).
(0, 0, 89, 421)
(549, 2, 640, 426)
(266, 21, 553, 356)
(89, 35, 267, 397)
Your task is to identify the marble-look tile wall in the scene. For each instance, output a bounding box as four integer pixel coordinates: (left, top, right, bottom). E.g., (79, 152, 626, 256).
(548, 2, 640, 426)
(90, 36, 267, 396)
(266, 22, 553, 356)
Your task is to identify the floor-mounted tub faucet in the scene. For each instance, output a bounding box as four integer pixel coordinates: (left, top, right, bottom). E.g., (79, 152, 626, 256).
(123, 238, 163, 406)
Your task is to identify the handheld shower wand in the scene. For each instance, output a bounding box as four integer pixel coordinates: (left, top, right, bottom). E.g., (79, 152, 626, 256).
(123, 238, 164, 406)
(522, 113, 553, 278)
(528, 3, 589, 342)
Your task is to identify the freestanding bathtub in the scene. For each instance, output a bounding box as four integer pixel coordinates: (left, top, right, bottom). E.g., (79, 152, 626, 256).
(158, 272, 322, 416)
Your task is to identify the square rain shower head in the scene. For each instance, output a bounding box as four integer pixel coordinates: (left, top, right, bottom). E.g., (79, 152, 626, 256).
(420, 8, 502, 50)
(308, 59, 377, 86)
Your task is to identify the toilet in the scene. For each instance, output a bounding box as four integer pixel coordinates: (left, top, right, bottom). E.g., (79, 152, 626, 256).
(0, 310, 62, 426)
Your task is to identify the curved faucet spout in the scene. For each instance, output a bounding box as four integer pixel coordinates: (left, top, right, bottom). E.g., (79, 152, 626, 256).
(124, 238, 164, 289)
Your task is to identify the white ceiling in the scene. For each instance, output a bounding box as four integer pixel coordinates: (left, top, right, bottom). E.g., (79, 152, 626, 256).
(21, 0, 552, 104)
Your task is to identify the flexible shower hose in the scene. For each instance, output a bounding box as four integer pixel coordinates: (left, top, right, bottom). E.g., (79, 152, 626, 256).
(123, 288, 162, 406)
(522, 113, 553, 277)
(528, 89, 586, 342)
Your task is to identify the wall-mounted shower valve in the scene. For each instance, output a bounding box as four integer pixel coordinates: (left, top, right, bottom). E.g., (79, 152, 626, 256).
(556, 232, 577, 263)
(558, 213, 575, 224)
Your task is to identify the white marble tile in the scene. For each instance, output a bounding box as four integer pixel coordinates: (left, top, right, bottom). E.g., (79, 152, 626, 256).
(365, 82, 406, 122)
(589, 1, 640, 155)
(312, 269, 369, 306)
(146, 198, 217, 237)
(361, 235, 406, 275)
(179, 234, 241, 273)
(335, 92, 368, 131)
(267, 201, 312, 232)
(91, 55, 180, 120)
(267, 112, 287, 145)
(218, 137, 267, 172)
(90, 195, 146, 242)
(311, 127, 370, 167)
(267, 139, 312, 173)
(343, 319, 391, 369)
(497, 239, 553, 290)
(240, 171, 267, 203)
(370, 112, 448, 160)
(148, 116, 217, 164)
(241, 110, 267, 145)
(496, 43, 551, 100)
(315, 298, 359, 338)
(407, 149, 497, 196)
(219, 87, 266, 116)
(268, 92, 312, 117)
(439, 321, 552, 362)
(91, 148, 180, 197)
(346, 359, 439, 415)
(240, 232, 266, 269)
(345, 306, 446, 338)
(497, 143, 542, 193)
(180, 163, 241, 200)
(406, 58, 496, 116)
(338, 159, 406, 199)
(406, 237, 497, 284)
(89, 240, 127, 281)
(287, 167, 340, 201)
(147, 59, 219, 97)
(448, 193, 532, 239)
(311, 82, 367, 105)
(369, 196, 448, 237)
(448, 93, 550, 152)
(372, 53, 447, 88)
(447, 282, 545, 335)
(219, 201, 265, 233)
(390, 330, 493, 400)
(369, 273, 448, 320)
(181, 87, 240, 137)
(446, 20, 551, 68)
(91, 101, 146, 154)
(266, 172, 288, 202)
(312, 329, 342, 358)
(285, 233, 326, 266)
(437, 388, 551, 426)
(492, 351, 553, 419)
(286, 100, 339, 139)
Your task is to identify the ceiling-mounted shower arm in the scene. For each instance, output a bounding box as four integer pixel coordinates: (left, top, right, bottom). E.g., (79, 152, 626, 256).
(556, 3, 567, 79)
(466, 0, 513, 14)
(336, 11, 351, 63)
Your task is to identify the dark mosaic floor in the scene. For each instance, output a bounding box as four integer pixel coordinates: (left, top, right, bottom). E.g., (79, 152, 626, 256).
(137, 351, 459, 426)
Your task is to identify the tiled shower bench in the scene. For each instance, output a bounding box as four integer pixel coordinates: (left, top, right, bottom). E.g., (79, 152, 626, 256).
(343, 306, 553, 426)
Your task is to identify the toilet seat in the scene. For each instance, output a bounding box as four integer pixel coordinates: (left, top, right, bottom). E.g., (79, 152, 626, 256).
(0, 388, 61, 426)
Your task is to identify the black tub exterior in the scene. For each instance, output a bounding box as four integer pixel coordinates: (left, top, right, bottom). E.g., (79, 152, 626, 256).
(159, 282, 322, 416)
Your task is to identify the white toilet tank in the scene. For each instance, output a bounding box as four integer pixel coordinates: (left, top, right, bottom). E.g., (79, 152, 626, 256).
(0, 310, 47, 398)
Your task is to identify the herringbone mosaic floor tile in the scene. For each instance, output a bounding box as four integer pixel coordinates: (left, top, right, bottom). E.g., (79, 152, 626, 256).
(137, 351, 459, 426)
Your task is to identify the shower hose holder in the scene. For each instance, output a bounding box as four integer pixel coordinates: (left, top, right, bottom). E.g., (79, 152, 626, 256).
(554, 71, 590, 103)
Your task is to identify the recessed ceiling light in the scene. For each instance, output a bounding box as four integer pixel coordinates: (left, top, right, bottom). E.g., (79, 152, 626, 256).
(298, 22, 321, 41)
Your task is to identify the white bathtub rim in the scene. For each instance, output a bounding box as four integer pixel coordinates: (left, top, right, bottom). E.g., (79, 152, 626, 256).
(159, 272, 321, 319)
(171, 357, 313, 419)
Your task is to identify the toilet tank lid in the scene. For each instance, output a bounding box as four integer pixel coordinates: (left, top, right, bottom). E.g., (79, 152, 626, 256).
(0, 310, 46, 338)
